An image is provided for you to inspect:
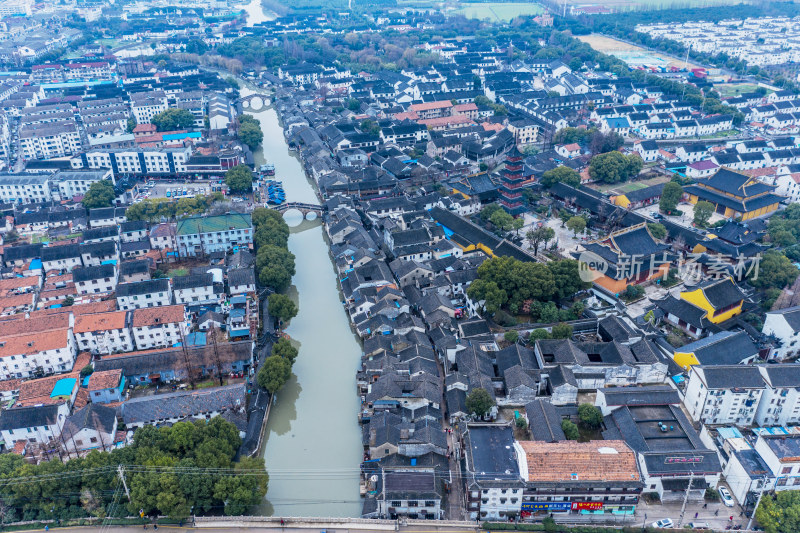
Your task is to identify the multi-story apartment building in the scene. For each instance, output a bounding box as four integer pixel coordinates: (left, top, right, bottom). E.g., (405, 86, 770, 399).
(0, 329, 77, 380)
(172, 273, 220, 305)
(684, 365, 766, 426)
(74, 311, 134, 355)
(76, 147, 190, 176)
(116, 279, 171, 310)
(0, 170, 112, 204)
(756, 365, 800, 426)
(131, 304, 188, 350)
(130, 91, 168, 124)
(73, 264, 117, 295)
(176, 214, 253, 257)
(20, 121, 82, 159)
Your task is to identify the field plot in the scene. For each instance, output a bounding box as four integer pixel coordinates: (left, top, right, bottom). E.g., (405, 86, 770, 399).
(714, 82, 761, 97)
(578, 33, 703, 70)
(454, 2, 544, 21)
(566, 0, 751, 9)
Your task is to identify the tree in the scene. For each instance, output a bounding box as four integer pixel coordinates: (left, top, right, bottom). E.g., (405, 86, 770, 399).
(566, 216, 586, 236)
(466, 279, 507, 315)
(63, 295, 75, 306)
(751, 250, 800, 290)
(256, 245, 296, 292)
(489, 209, 514, 232)
(551, 323, 574, 339)
(80, 364, 93, 378)
(465, 388, 495, 418)
(515, 417, 528, 429)
(238, 121, 263, 150)
(647, 223, 667, 240)
(660, 181, 683, 213)
(82, 180, 115, 209)
(561, 419, 580, 440)
(479, 203, 502, 222)
(540, 166, 581, 189)
(256, 355, 292, 393)
(504, 330, 519, 344)
(511, 217, 524, 236)
(588, 151, 643, 184)
(548, 260, 590, 299)
(527, 226, 555, 255)
(212, 457, 268, 516)
(150, 108, 195, 132)
(589, 130, 624, 155)
(755, 492, 800, 533)
(225, 164, 254, 194)
(271, 338, 298, 365)
(578, 403, 603, 429)
(554, 127, 593, 145)
(529, 328, 550, 342)
(127, 117, 136, 133)
(693, 201, 714, 228)
(267, 293, 298, 326)
(252, 207, 286, 229)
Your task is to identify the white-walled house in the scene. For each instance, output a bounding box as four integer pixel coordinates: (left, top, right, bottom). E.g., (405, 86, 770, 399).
(763, 306, 800, 360)
(131, 304, 189, 350)
(61, 403, 117, 453)
(74, 311, 133, 355)
(684, 365, 765, 426)
(73, 264, 117, 295)
(754, 434, 800, 491)
(0, 403, 69, 449)
(116, 279, 172, 310)
(756, 365, 800, 427)
(0, 329, 77, 380)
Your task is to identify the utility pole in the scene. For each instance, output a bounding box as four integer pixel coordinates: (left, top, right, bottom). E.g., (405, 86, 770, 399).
(746, 475, 768, 531)
(117, 465, 131, 503)
(677, 471, 694, 527)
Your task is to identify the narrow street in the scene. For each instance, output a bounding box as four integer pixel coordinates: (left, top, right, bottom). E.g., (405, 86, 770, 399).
(435, 354, 465, 521)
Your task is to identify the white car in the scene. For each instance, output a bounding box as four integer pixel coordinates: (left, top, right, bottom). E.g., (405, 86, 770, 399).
(652, 519, 674, 529)
(719, 486, 735, 507)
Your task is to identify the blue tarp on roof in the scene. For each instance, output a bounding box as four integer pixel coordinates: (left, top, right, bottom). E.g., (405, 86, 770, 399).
(29, 258, 42, 270)
(51, 378, 76, 398)
(185, 332, 207, 346)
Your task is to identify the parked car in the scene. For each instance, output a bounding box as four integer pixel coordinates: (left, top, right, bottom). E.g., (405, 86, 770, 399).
(689, 523, 710, 530)
(719, 486, 735, 507)
(652, 519, 674, 529)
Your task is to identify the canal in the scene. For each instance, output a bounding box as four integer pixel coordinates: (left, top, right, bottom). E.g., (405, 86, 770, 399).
(242, 84, 364, 517)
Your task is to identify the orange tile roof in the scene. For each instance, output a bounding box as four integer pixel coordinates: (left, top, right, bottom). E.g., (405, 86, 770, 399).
(0, 276, 39, 293)
(481, 122, 503, 132)
(519, 440, 640, 482)
(409, 100, 453, 112)
(132, 304, 185, 328)
(72, 351, 92, 372)
(453, 103, 478, 112)
(17, 372, 79, 406)
(73, 387, 89, 410)
(0, 329, 70, 359)
(0, 379, 21, 392)
(75, 310, 128, 334)
(39, 287, 78, 301)
(392, 111, 419, 121)
(28, 299, 116, 319)
(742, 167, 777, 178)
(0, 293, 35, 310)
(88, 368, 122, 391)
(0, 313, 69, 338)
(418, 115, 474, 127)
(564, 143, 581, 151)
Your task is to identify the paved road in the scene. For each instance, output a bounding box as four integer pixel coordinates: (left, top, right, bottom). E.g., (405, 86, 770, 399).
(9, 525, 478, 533)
